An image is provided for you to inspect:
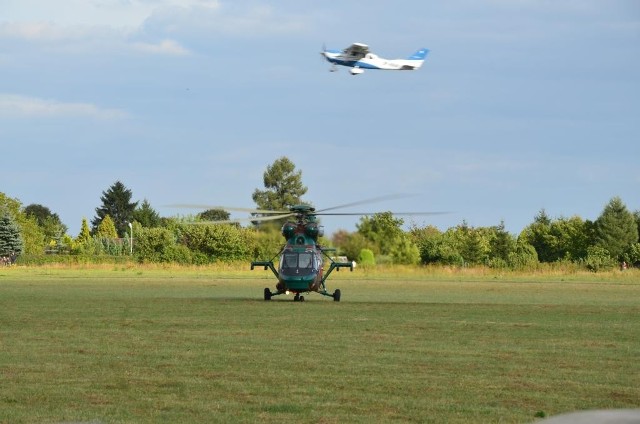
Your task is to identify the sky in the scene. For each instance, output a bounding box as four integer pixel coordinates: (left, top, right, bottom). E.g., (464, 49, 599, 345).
(1, 0, 639, 237)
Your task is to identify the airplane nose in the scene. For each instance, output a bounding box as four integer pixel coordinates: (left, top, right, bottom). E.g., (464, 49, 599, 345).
(320, 43, 328, 60)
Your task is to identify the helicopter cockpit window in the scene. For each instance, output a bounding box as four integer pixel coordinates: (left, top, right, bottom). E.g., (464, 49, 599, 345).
(280, 252, 315, 276)
(283, 253, 297, 269)
(298, 253, 312, 269)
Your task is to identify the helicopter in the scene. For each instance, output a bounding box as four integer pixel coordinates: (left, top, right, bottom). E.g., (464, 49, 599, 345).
(173, 195, 446, 302)
(251, 204, 352, 302)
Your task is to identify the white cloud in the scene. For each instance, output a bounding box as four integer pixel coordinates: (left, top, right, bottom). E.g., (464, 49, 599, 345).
(1, 1, 310, 56)
(1, 1, 305, 41)
(131, 39, 190, 55)
(2, 0, 220, 29)
(0, 21, 98, 42)
(0, 94, 128, 120)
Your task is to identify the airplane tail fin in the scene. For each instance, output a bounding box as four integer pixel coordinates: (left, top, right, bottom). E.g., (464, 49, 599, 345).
(407, 48, 429, 60)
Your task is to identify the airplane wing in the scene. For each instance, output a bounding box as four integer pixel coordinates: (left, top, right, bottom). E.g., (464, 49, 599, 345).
(343, 43, 369, 59)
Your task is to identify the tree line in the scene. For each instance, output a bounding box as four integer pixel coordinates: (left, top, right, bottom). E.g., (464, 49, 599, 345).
(1, 157, 638, 271)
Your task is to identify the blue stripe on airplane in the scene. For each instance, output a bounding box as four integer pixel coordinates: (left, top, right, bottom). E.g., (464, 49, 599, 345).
(328, 58, 381, 70)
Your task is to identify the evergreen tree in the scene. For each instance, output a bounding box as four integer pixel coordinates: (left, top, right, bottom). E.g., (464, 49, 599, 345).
(488, 221, 516, 262)
(252, 157, 308, 211)
(92, 181, 138, 237)
(594, 197, 638, 260)
(520, 209, 555, 262)
(0, 193, 44, 255)
(0, 207, 24, 255)
(96, 215, 118, 239)
(76, 218, 92, 244)
(133, 199, 161, 228)
(451, 222, 491, 265)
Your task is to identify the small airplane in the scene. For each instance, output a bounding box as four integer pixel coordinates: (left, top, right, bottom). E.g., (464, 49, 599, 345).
(321, 42, 429, 75)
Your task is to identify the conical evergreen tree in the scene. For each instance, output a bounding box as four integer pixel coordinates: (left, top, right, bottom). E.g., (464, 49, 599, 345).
(132, 199, 161, 228)
(96, 215, 118, 239)
(92, 181, 138, 237)
(594, 197, 638, 260)
(0, 207, 24, 255)
(76, 218, 92, 244)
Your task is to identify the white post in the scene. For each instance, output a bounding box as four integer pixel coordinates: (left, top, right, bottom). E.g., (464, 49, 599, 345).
(128, 222, 133, 255)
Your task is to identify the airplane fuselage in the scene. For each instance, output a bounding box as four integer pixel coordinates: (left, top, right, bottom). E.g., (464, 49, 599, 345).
(322, 45, 428, 75)
(324, 51, 422, 71)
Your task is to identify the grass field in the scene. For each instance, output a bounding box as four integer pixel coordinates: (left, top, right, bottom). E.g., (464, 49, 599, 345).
(1, 266, 639, 423)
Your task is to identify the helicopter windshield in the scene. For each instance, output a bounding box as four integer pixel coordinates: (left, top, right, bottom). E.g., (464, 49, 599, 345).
(280, 252, 315, 276)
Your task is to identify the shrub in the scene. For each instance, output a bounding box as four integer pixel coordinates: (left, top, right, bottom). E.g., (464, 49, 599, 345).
(357, 248, 375, 266)
(583, 245, 615, 272)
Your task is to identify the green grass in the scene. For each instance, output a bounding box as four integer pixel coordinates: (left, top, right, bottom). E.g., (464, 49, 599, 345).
(1, 267, 639, 423)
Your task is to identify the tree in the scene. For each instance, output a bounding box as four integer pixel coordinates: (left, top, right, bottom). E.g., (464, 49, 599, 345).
(24, 203, 68, 250)
(332, 229, 370, 261)
(0, 193, 44, 254)
(389, 236, 421, 265)
(357, 212, 419, 264)
(548, 216, 590, 261)
(76, 218, 92, 244)
(594, 197, 638, 261)
(0, 206, 24, 255)
(357, 212, 404, 256)
(92, 181, 138, 237)
(584, 245, 615, 272)
(133, 199, 161, 228)
(96, 215, 118, 239)
(252, 157, 308, 211)
(520, 209, 557, 262)
(507, 239, 538, 270)
(197, 208, 230, 222)
(449, 221, 491, 265)
(410, 225, 444, 264)
(488, 221, 516, 262)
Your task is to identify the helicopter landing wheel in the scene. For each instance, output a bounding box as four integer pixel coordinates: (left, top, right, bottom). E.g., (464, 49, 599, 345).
(264, 288, 272, 301)
(294, 293, 300, 302)
(333, 289, 341, 302)
(299, 295, 305, 302)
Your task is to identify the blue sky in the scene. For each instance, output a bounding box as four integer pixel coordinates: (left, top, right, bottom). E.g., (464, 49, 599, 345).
(1, 0, 639, 236)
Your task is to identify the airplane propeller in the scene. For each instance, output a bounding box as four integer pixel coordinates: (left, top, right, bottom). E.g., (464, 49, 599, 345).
(320, 43, 338, 72)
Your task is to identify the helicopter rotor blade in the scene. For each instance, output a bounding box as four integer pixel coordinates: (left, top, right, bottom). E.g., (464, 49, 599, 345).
(165, 204, 289, 214)
(314, 211, 450, 216)
(315, 194, 418, 213)
(189, 213, 296, 225)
